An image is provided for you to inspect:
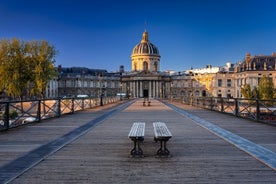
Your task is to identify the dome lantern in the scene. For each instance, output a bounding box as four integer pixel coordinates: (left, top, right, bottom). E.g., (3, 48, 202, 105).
(131, 31, 160, 56)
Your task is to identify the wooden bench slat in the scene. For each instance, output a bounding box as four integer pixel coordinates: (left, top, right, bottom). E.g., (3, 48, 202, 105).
(153, 122, 172, 138)
(128, 122, 145, 138)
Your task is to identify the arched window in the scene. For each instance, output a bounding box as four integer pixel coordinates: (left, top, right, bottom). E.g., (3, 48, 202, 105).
(154, 62, 158, 71)
(202, 90, 206, 97)
(134, 62, 137, 71)
(143, 61, 148, 71)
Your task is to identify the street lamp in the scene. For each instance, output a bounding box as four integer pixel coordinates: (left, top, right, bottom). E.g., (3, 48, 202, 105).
(98, 73, 104, 106)
(170, 82, 173, 101)
(100, 84, 105, 106)
(120, 82, 122, 101)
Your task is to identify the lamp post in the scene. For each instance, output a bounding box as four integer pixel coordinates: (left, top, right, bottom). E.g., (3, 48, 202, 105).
(170, 82, 173, 102)
(100, 87, 103, 106)
(120, 82, 122, 101)
(98, 73, 104, 106)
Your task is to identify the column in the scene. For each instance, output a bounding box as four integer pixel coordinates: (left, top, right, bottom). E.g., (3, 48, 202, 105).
(149, 81, 152, 98)
(140, 81, 143, 97)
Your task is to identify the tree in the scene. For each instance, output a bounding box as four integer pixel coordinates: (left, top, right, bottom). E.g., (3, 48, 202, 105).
(27, 40, 58, 99)
(240, 83, 253, 99)
(240, 76, 274, 101)
(258, 75, 274, 100)
(0, 38, 30, 100)
(0, 39, 58, 100)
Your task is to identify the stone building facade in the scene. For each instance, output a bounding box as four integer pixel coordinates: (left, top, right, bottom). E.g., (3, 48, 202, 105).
(57, 67, 121, 98)
(169, 53, 276, 99)
(46, 31, 276, 100)
(121, 30, 171, 99)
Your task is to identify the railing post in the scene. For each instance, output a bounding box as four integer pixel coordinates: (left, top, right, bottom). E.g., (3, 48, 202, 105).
(57, 99, 61, 117)
(221, 98, 224, 112)
(256, 99, 260, 121)
(37, 100, 41, 122)
(89, 98, 92, 109)
(234, 98, 239, 116)
(71, 98, 75, 113)
(81, 99, 84, 110)
(100, 95, 103, 106)
(210, 97, 213, 110)
(4, 102, 10, 130)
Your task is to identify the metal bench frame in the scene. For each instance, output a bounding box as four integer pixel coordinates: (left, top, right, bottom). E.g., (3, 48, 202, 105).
(153, 122, 172, 156)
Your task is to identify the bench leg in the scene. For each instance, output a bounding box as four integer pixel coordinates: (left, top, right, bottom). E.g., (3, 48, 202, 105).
(130, 139, 143, 157)
(156, 140, 170, 156)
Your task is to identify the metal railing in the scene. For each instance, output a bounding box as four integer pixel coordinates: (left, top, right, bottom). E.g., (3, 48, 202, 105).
(176, 97, 276, 125)
(0, 96, 120, 131)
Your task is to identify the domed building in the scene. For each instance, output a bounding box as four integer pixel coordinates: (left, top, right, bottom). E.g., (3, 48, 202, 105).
(121, 30, 171, 99)
(131, 30, 160, 72)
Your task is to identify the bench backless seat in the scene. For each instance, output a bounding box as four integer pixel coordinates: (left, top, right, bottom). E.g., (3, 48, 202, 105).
(153, 122, 172, 156)
(128, 122, 145, 157)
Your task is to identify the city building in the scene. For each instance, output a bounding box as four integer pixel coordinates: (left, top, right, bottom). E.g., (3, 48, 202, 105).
(234, 53, 276, 98)
(56, 66, 121, 98)
(46, 31, 276, 101)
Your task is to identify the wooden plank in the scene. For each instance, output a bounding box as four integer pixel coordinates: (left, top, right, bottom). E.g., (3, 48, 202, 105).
(128, 122, 145, 139)
(1, 99, 276, 183)
(153, 122, 172, 138)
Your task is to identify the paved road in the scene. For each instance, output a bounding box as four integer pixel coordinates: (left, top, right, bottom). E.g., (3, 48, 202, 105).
(0, 99, 275, 184)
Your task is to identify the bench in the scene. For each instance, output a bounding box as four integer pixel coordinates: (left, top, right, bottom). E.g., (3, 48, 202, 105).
(153, 122, 172, 156)
(128, 122, 145, 157)
(143, 101, 151, 106)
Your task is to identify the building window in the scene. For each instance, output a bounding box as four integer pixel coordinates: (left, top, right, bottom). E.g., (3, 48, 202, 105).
(154, 62, 158, 71)
(143, 61, 148, 71)
(227, 79, 231, 87)
(218, 79, 222, 87)
(70, 80, 75, 87)
(202, 90, 206, 97)
(195, 90, 200, 96)
(134, 62, 137, 71)
(61, 80, 66, 88)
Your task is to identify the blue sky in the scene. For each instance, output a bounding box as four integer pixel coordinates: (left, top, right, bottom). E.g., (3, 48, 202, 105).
(1, 0, 276, 72)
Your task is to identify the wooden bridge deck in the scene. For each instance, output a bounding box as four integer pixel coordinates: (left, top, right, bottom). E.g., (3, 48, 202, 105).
(0, 99, 275, 184)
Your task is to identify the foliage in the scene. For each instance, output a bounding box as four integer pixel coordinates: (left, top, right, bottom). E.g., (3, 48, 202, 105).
(240, 75, 274, 100)
(0, 39, 58, 99)
(258, 75, 274, 100)
(240, 83, 253, 99)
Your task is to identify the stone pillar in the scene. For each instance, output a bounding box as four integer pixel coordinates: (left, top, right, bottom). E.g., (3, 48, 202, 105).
(139, 81, 142, 97)
(149, 81, 152, 98)
(153, 80, 155, 98)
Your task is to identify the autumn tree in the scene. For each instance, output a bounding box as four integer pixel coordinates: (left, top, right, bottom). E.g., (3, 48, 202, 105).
(240, 76, 274, 100)
(258, 75, 274, 100)
(240, 83, 253, 99)
(27, 40, 58, 99)
(0, 38, 57, 100)
(0, 38, 30, 100)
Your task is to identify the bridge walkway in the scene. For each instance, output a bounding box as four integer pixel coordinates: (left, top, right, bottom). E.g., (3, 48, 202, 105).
(0, 99, 275, 183)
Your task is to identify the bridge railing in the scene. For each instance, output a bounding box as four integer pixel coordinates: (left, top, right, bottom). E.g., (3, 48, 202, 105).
(0, 96, 120, 131)
(177, 97, 276, 124)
